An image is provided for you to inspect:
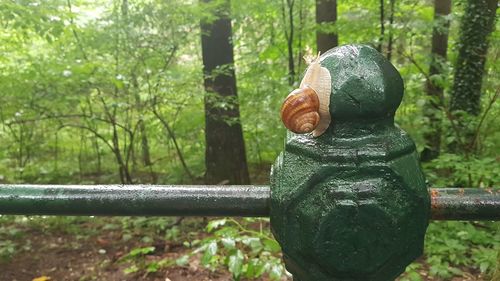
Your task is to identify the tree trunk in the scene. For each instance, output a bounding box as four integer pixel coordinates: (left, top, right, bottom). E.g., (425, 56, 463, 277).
(377, 0, 385, 52)
(93, 135, 101, 178)
(139, 121, 152, 167)
(386, 0, 395, 61)
(282, 0, 296, 85)
(421, 0, 451, 162)
(450, 0, 498, 116)
(200, 0, 250, 185)
(131, 71, 154, 181)
(449, 0, 497, 153)
(315, 0, 338, 53)
(297, 0, 306, 71)
(78, 132, 85, 181)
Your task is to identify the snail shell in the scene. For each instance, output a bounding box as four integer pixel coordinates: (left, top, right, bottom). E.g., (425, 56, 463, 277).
(280, 53, 332, 137)
(280, 87, 320, 134)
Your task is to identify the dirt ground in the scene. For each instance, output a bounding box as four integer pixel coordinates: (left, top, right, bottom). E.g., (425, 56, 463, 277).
(0, 217, 491, 281)
(0, 227, 221, 281)
(0, 217, 287, 281)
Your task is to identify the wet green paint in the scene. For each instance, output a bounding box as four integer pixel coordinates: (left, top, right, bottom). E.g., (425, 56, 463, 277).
(270, 45, 430, 281)
(0, 185, 270, 217)
(0, 185, 497, 220)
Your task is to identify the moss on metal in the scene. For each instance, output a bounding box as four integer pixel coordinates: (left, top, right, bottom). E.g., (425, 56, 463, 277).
(270, 45, 430, 281)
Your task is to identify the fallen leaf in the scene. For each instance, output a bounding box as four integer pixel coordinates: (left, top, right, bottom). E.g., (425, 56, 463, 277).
(32, 276, 51, 281)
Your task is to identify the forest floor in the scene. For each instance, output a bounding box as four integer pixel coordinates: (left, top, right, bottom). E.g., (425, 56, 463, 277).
(0, 216, 281, 281)
(0, 215, 489, 281)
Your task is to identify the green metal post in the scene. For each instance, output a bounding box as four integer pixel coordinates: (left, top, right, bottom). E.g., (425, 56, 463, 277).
(271, 45, 430, 281)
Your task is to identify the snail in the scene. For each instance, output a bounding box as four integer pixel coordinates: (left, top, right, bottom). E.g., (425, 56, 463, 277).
(280, 53, 332, 137)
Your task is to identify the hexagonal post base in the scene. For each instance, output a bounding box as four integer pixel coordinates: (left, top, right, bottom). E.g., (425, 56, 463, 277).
(270, 45, 430, 281)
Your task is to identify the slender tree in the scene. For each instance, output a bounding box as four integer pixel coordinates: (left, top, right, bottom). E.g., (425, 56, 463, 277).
(282, 0, 296, 85)
(421, 0, 452, 162)
(377, 0, 385, 52)
(315, 0, 338, 53)
(449, 0, 497, 154)
(386, 0, 396, 61)
(450, 0, 498, 116)
(200, 0, 250, 184)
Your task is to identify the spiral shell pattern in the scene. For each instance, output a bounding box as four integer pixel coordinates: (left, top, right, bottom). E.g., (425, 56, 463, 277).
(280, 87, 320, 134)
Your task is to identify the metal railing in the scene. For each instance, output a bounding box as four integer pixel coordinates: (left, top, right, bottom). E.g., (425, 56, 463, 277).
(0, 184, 498, 220)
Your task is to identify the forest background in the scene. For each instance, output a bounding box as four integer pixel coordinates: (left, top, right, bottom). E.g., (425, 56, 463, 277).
(0, 0, 499, 280)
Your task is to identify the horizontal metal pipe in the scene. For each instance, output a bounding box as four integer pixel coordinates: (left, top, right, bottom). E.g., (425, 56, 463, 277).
(0, 185, 498, 220)
(0, 185, 270, 217)
(430, 188, 500, 221)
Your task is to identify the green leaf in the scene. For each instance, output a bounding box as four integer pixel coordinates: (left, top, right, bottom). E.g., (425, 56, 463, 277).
(206, 219, 226, 232)
(242, 237, 262, 254)
(123, 265, 139, 274)
(269, 264, 283, 280)
(128, 246, 155, 257)
(146, 261, 160, 273)
(176, 255, 189, 266)
(201, 241, 218, 265)
(479, 261, 490, 273)
(221, 237, 236, 249)
(228, 249, 244, 280)
(263, 239, 281, 253)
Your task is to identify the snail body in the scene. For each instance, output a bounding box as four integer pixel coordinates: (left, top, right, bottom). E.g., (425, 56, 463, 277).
(280, 53, 332, 137)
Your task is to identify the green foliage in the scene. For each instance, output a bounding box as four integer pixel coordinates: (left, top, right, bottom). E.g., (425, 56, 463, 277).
(0, 0, 498, 185)
(0, 0, 207, 184)
(425, 153, 500, 187)
(425, 222, 500, 278)
(400, 263, 424, 281)
(193, 218, 284, 280)
(118, 246, 157, 274)
(0, 218, 23, 262)
(118, 245, 187, 275)
(0, 0, 499, 280)
(399, 221, 500, 280)
(0, 240, 17, 262)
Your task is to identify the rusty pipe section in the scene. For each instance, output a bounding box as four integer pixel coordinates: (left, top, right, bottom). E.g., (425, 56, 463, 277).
(430, 188, 500, 220)
(0, 185, 498, 220)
